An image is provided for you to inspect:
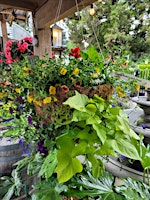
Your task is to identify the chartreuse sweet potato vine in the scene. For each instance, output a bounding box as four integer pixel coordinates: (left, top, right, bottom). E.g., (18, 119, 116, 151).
(53, 91, 141, 183)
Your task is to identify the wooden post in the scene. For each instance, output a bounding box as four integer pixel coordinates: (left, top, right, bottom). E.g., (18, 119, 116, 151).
(1, 17, 8, 50)
(34, 28, 52, 59)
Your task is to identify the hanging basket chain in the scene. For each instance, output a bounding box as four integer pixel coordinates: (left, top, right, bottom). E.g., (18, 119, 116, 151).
(75, 0, 105, 61)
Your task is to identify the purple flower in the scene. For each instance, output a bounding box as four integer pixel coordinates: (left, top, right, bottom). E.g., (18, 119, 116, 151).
(16, 96, 24, 103)
(9, 107, 13, 114)
(112, 104, 115, 108)
(22, 148, 31, 156)
(142, 124, 146, 129)
(121, 155, 126, 159)
(27, 116, 33, 125)
(37, 141, 48, 156)
(18, 105, 24, 110)
(34, 124, 40, 130)
(118, 102, 122, 107)
(19, 138, 24, 148)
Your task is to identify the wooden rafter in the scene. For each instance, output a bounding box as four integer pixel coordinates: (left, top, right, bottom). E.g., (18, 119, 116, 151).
(0, 0, 38, 11)
(34, 0, 96, 29)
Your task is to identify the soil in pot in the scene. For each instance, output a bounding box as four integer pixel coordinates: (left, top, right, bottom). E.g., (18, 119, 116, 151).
(119, 157, 148, 173)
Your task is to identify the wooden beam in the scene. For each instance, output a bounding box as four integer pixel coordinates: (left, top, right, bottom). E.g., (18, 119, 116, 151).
(0, 1, 37, 11)
(35, 0, 96, 29)
(34, 28, 52, 59)
(1, 18, 8, 50)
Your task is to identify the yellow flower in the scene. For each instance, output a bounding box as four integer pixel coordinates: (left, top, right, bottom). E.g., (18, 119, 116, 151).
(34, 100, 42, 106)
(116, 86, 121, 92)
(43, 97, 52, 104)
(23, 73, 28, 77)
(72, 68, 79, 75)
(145, 85, 148, 90)
(27, 95, 34, 103)
(53, 96, 57, 102)
(49, 86, 56, 95)
(95, 68, 100, 73)
(42, 64, 46, 67)
(118, 91, 126, 98)
(91, 73, 98, 78)
(0, 92, 4, 98)
(135, 84, 140, 91)
(23, 67, 30, 71)
(60, 68, 67, 75)
(15, 88, 21, 93)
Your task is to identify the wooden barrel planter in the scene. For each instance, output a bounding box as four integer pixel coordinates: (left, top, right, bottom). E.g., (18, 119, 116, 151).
(0, 137, 23, 177)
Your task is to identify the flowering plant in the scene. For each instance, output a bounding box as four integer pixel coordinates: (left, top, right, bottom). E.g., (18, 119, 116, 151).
(0, 37, 33, 71)
(0, 45, 145, 199)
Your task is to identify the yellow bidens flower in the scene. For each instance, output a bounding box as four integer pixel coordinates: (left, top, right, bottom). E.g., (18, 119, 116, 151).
(95, 68, 100, 73)
(53, 96, 57, 102)
(43, 97, 52, 104)
(23, 67, 30, 71)
(15, 88, 21, 93)
(60, 68, 67, 75)
(27, 95, 34, 103)
(23, 73, 28, 77)
(72, 68, 79, 75)
(34, 100, 42, 106)
(91, 73, 98, 78)
(135, 84, 140, 91)
(0, 92, 4, 98)
(116, 86, 121, 92)
(42, 64, 46, 67)
(118, 92, 126, 98)
(49, 86, 56, 95)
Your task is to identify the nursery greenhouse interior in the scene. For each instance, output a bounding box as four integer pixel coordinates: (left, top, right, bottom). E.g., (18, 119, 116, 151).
(0, 0, 150, 199)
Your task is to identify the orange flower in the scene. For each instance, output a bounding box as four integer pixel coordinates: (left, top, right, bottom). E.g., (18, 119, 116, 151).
(74, 81, 82, 88)
(106, 55, 111, 62)
(0, 82, 7, 87)
(61, 85, 69, 93)
(123, 61, 128, 67)
(112, 60, 116, 64)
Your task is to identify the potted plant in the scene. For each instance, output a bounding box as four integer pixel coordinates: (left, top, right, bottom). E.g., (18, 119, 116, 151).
(0, 46, 148, 199)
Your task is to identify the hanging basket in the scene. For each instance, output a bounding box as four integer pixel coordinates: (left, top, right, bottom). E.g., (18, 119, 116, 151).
(34, 84, 114, 124)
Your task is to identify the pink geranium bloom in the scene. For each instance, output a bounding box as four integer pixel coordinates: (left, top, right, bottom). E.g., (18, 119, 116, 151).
(6, 59, 13, 65)
(4, 47, 11, 55)
(6, 58, 13, 64)
(17, 42, 28, 53)
(23, 37, 33, 43)
(0, 59, 3, 63)
(6, 40, 12, 47)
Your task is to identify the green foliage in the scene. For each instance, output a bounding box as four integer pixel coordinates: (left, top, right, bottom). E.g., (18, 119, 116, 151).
(32, 178, 67, 200)
(67, 0, 150, 61)
(0, 170, 23, 200)
(54, 92, 141, 183)
(64, 169, 150, 199)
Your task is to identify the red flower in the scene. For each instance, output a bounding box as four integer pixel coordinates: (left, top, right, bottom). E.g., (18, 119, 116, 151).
(0, 82, 7, 87)
(70, 47, 81, 58)
(23, 37, 33, 43)
(0, 59, 3, 63)
(4, 47, 11, 55)
(6, 40, 12, 47)
(61, 85, 69, 93)
(6, 58, 13, 64)
(17, 42, 28, 53)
